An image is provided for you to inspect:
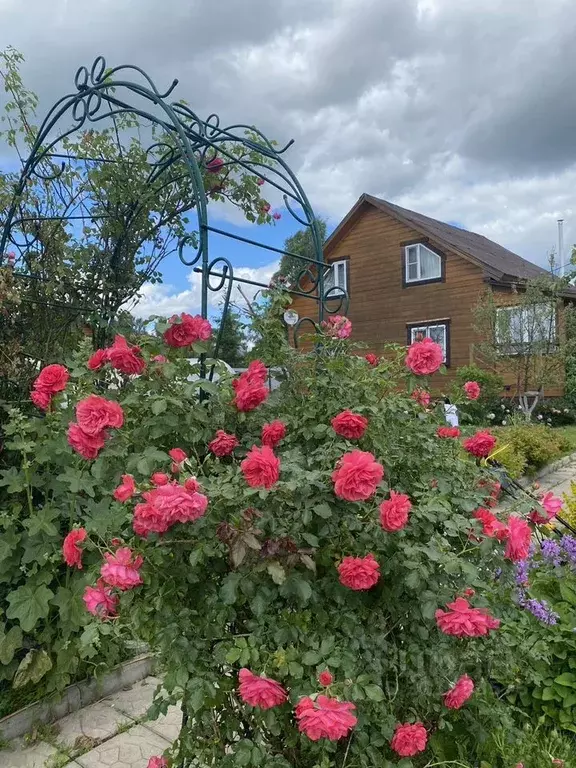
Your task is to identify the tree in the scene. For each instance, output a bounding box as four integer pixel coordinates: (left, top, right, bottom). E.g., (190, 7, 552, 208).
(473, 274, 576, 415)
(275, 218, 327, 286)
(212, 309, 248, 367)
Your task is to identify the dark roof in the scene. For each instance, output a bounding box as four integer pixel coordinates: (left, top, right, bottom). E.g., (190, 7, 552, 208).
(363, 194, 548, 282)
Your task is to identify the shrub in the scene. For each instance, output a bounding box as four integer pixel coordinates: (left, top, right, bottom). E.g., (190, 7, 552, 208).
(0, 308, 532, 765)
(494, 424, 570, 477)
(533, 398, 576, 427)
(453, 365, 505, 425)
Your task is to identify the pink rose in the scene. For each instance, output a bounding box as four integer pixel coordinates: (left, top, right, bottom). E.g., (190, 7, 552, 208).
(208, 430, 239, 457)
(67, 423, 107, 460)
(321, 315, 352, 339)
(504, 516, 531, 562)
(411, 389, 431, 407)
(238, 669, 287, 709)
(100, 547, 143, 590)
(261, 420, 287, 448)
(163, 313, 212, 347)
(241, 445, 280, 489)
(331, 410, 368, 440)
(76, 394, 124, 436)
(107, 335, 146, 375)
(87, 349, 108, 371)
(31, 388, 52, 410)
(435, 597, 500, 637)
(463, 430, 497, 458)
(542, 491, 563, 518)
(83, 579, 118, 618)
(151, 472, 170, 486)
(332, 450, 384, 502)
(391, 723, 428, 757)
(437, 427, 461, 438)
(318, 670, 333, 687)
(405, 338, 443, 375)
(147, 758, 168, 768)
(233, 381, 268, 411)
(337, 553, 380, 590)
(206, 156, 224, 173)
(295, 695, 357, 741)
(34, 364, 70, 394)
(113, 474, 136, 503)
(365, 353, 379, 366)
(464, 381, 481, 400)
(379, 491, 411, 532)
(443, 674, 474, 709)
(473, 508, 509, 541)
(62, 528, 87, 569)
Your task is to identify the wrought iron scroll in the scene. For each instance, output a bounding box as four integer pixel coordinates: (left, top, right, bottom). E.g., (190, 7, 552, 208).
(0, 56, 348, 361)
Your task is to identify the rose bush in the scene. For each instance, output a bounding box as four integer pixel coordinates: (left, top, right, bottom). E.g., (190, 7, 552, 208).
(0, 305, 554, 766)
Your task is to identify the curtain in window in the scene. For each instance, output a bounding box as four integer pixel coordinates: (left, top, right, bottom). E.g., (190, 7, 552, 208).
(419, 246, 441, 279)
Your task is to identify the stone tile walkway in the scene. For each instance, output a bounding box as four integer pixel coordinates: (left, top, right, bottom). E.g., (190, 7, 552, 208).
(1, 676, 180, 768)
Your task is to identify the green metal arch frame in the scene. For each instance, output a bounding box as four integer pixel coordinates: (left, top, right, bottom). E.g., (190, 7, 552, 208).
(0, 56, 348, 359)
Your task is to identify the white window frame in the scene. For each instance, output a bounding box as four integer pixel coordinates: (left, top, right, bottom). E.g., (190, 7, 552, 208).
(324, 259, 347, 296)
(404, 243, 442, 284)
(496, 303, 557, 354)
(409, 321, 448, 363)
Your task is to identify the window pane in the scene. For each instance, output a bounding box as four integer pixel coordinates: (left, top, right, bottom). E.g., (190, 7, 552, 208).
(335, 262, 346, 290)
(428, 324, 447, 361)
(419, 245, 441, 279)
(406, 246, 418, 264)
(324, 265, 335, 292)
(407, 262, 418, 281)
(410, 326, 428, 343)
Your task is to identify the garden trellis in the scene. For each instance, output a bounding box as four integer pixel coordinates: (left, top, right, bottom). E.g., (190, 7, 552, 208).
(0, 56, 348, 355)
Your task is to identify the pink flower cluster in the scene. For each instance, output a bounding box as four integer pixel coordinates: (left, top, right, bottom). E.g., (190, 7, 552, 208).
(88, 335, 146, 375)
(81, 546, 143, 618)
(67, 395, 124, 460)
(472, 509, 532, 562)
(31, 364, 70, 411)
(321, 315, 352, 339)
(163, 312, 212, 348)
(232, 360, 269, 412)
(435, 597, 500, 637)
(133, 482, 208, 538)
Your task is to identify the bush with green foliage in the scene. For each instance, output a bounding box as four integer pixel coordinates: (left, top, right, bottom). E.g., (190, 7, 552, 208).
(0, 301, 530, 766)
(452, 364, 505, 426)
(533, 399, 576, 427)
(493, 424, 571, 478)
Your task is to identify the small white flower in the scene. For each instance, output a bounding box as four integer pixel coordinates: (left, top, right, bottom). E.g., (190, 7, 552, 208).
(537, 414, 543, 420)
(502, 420, 507, 425)
(501, 404, 506, 410)
(565, 409, 570, 413)
(488, 413, 495, 419)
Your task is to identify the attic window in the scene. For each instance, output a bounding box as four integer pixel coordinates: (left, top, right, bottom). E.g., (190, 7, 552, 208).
(404, 243, 443, 285)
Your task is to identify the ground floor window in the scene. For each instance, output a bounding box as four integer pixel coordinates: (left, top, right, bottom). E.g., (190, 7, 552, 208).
(407, 320, 450, 365)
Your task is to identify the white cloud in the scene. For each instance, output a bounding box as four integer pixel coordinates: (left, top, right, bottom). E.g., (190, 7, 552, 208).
(128, 260, 279, 319)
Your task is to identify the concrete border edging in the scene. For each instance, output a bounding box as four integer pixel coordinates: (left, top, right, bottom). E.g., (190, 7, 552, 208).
(0, 653, 155, 742)
(517, 450, 576, 488)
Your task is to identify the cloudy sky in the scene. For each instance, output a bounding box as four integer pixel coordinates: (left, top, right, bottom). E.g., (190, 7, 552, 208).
(2, 0, 576, 315)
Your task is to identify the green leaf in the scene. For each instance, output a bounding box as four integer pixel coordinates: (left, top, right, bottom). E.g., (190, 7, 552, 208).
(26, 507, 59, 537)
(363, 684, 385, 702)
(555, 672, 576, 687)
(301, 651, 321, 666)
(266, 562, 286, 585)
(289, 661, 303, 678)
(0, 626, 23, 665)
(563, 692, 576, 708)
(220, 574, 242, 605)
(313, 503, 332, 519)
(152, 398, 167, 415)
(13, 649, 52, 688)
(6, 584, 54, 632)
(51, 585, 87, 628)
(541, 686, 556, 701)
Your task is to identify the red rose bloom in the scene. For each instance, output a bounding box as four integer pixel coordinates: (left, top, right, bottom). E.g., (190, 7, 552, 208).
(405, 338, 443, 375)
(338, 553, 380, 590)
(151, 472, 170, 486)
(83, 579, 118, 618)
(464, 381, 481, 400)
(206, 156, 224, 173)
(365, 353, 379, 366)
(67, 422, 107, 460)
(87, 349, 108, 371)
(76, 394, 124, 436)
(379, 490, 411, 532)
(184, 477, 201, 493)
(209, 429, 239, 457)
(238, 668, 287, 709)
(504, 516, 531, 562)
(233, 381, 268, 411)
(321, 315, 352, 339)
(435, 597, 500, 637)
(163, 313, 212, 347)
(391, 723, 428, 757)
(318, 670, 333, 687)
(241, 445, 280, 489)
(169, 448, 187, 464)
(261, 420, 287, 448)
(113, 474, 136, 503)
(443, 674, 475, 709)
(107, 335, 146, 375)
(62, 528, 87, 569)
(473, 508, 509, 541)
(34, 363, 70, 394)
(147, 758, 168, 768)
(437, 426, 461, 438)
(412, 389, 431, 407)
(100, 547, 143, 590)
(331, 410, 368, 440)
(332, 450, 384, 502)
(133, 483, 208, 537)
(242, 360, 268, 385)
(295, 695, 357, 741)
(31, 388, 51, 410)
(463, 430, 497, 458)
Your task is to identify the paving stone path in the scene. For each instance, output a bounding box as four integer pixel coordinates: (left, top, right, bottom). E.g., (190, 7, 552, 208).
(4, 458, 576, 768)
